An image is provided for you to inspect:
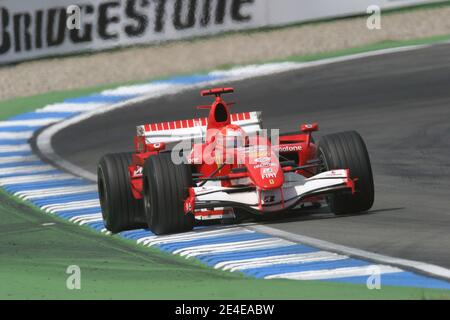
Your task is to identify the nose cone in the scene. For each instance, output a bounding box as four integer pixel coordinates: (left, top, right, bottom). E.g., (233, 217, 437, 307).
(246, 154, 284, 190)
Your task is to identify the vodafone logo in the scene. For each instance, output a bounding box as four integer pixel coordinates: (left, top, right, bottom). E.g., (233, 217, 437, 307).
(279, 145, 302, 152)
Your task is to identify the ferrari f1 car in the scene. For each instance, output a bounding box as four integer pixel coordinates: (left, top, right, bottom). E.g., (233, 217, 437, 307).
(98, 88, 374, 235)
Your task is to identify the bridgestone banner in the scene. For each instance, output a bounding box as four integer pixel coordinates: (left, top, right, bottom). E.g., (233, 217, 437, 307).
(0, 0, 440, 64)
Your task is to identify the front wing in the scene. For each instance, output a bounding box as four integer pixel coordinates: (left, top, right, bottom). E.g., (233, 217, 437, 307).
(188, 169, 355, 215)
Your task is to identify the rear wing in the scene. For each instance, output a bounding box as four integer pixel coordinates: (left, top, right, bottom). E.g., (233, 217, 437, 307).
(137, 112, 262, 144)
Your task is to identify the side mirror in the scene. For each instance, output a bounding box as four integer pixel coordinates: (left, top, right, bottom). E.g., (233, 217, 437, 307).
(301, 123, 318, 147)
(146, 142, 166, 152)
(301, 123, 319, 133)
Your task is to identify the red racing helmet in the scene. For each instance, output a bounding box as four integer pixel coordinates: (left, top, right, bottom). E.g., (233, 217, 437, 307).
(216, 124, 247, 149)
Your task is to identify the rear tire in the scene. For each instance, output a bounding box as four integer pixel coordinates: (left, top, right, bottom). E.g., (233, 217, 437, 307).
(98, 153, 146, 233)
(143, 153, 194, 235)
(318, 131, 374, 215)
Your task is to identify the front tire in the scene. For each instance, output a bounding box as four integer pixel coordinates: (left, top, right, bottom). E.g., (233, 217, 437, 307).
(98, 153, 146, 233)
(143, 153, 194, 235)
(318, 131, 374, 215)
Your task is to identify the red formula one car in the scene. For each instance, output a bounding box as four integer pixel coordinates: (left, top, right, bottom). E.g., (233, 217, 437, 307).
(98, 88, 374, 235)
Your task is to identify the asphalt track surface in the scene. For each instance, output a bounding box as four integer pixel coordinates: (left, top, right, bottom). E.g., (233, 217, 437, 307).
(53, 43, 450, 269)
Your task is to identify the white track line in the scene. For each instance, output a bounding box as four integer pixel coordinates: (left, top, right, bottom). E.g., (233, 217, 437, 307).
(0, 118, 63, 127)
(16, 185, 98, 200)
(42, 199, 100, 213)
(0, 144, 31, 152)
(0, 164, 53, 176)
(0, 155, 39, 164)
(101, 83, 176, 96)
(70, 213, 102, 223)
(37, 102, 107, 113)
(137, 226, 247, 244)
(175, 238, 295, 258)
(0, 173, 74, 186)
(78, 217, 103, 225)
(265, 265, 403, 280)
(210, 62, 300, 78)
(216, 251, 347, 271)
(0, 131, 34, 140)
(139, 228, 252, 247)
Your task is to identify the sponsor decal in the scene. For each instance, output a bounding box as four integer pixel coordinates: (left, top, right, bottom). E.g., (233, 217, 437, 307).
(187, 156, 201, 164)
(184, 201, 192, 212)
(133, 166, 143, 176)
(254, 156, 271, 164)
(254, 162, 277, 169)
(261, 167, 278, 179)
(279, 145, 302, 152)
(262, 167, 273, 174)
(262, 173, 276, 179)
(0, 0, 258, 64)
